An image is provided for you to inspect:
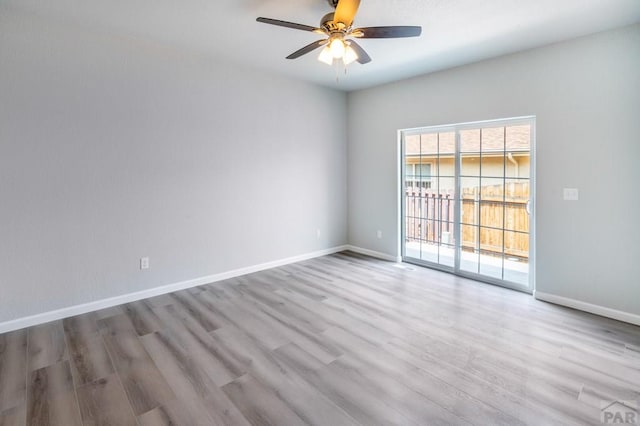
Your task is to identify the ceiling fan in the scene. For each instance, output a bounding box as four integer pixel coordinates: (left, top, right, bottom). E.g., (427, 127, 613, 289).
(257, 0, 422, 66)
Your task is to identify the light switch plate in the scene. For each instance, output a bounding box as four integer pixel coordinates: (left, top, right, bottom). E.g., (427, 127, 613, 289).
(563, 188, 579, 201)
(140, 257, 150, 270)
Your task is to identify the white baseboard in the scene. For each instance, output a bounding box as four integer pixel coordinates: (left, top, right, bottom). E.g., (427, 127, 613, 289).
(534, 291, 640, 326)
(9, 247, 635, 334)
(346, 245, 401, 263)
(0, 245, 349, 334)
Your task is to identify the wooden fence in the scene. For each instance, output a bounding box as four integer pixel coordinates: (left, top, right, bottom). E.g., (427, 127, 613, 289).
(405, 182, 529, 259)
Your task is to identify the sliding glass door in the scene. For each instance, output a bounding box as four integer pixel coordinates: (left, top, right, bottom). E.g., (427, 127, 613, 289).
(401, 117, 534, 292)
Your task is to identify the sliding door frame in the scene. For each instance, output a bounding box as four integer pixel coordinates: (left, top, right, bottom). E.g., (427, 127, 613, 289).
(399, 116, 536, 294)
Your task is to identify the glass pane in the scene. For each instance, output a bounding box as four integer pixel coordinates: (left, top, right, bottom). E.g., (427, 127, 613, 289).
(415, 160, 433, 189)
(417, 163, 432, 178)
(461, 154, 480, 176)
(480, 200, 504, 229)
(405, 135, 419, 191)
(404, 213, 421, 257)
(506, 125, 531, 151)
(503, 262, 528, 286)
(461, 224, 478, 257)
(405, 163, 414, 178)
(481, 155, 505, 177)
(480, 178, 504, 198)
(420, 240, 439, 263)
(506, 205, 528, 232)
(404, 242, 420, 258)
(479, 222, 504, 279)
(405, 135, 421, 156)
(481, 127, 505, 153)
(505, 180, 529, 232)
(460, 248, 480, 274)
(439, 132, 456, 157)
(437, 156, 455, 178)
(504, 231, 529, 262)
(460, 129, 480, 152)
(480, 179, 504, 228)
(440, 197, 456, 235)
(504, 207, 529, 233)
(505, 179, 529, 198)
(420, 133, 438, 155)
(460, 201, 477, 226)
(479, 226, 503, 254)
(440, 221, 455, 245)
(404, 183, 422, 260)
(426, 220, 453, 245)
(506, 152, 530, 178)
(480, 252, 503, 280)
(504, 230, 529, 285)
(460, 177, 479, 226)
(459, 177, 480, 199)
(421, 190, 439, 263)
(438, 177, 455, 196)
(421, 203, 435, 244)
(439, 243, 455, 267)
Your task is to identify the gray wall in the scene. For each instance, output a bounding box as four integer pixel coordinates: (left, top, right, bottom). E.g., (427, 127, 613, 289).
(0, 10, 348, 323)
(348, 24, 640, 316)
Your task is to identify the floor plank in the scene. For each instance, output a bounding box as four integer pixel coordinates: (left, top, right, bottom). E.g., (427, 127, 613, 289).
(0, 330, 27, 414)
(211, 327, 358, 425)
(122, 301, 166, 337)
(222, 374, 307, 426)
(27, 321, 67, 372)
(101, 327, 174, 415)
(137, 398, 201, 426)
(152, 304, 249, 386)
(0, 404, 25, 426)
(66, 333, 114, 387)
(140, 329, 221, 398)
(26, 361, 82, 426)
(76, 375, 136, 426)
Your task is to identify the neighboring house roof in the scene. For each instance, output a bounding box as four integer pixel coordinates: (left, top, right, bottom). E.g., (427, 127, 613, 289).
(406, 125, 531, 156)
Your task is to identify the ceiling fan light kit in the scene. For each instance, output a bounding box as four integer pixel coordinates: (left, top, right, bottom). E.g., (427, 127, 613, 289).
(257, 0, 422, 71)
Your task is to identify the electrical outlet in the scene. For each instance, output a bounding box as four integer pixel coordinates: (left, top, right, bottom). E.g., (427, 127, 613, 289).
(563, 188, 579, 201)
(377, 230, 383, 239)
(140, 257, 150, 270)
(316, 229, 321, 240)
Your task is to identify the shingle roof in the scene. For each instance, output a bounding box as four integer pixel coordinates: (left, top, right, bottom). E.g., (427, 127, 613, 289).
(406, 125, 530, 156)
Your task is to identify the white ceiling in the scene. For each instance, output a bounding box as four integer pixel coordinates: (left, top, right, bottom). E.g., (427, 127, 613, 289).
(4, 0, 640, 91)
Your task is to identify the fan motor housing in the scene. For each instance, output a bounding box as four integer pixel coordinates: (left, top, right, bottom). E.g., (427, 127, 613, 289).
(321, 12, 339, 30)
(321, 12, 347, 33)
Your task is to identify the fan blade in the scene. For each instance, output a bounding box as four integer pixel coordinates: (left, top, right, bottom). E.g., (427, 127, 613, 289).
(353, 26, 422, 38)
(348, 40, 371, 64)
(286, 39, 329, 59)
(257, 17, 320, 33)
(334, 0, 361, 27)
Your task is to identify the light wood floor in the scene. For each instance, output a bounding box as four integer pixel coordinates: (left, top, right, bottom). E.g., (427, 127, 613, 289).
(1, 251, 639, 425)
